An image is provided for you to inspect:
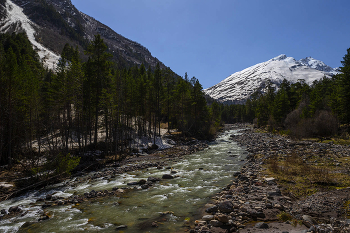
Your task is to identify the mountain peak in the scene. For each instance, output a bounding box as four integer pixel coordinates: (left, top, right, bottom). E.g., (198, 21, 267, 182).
(271, 54, 287, 61)
(204, 54, 339, 104)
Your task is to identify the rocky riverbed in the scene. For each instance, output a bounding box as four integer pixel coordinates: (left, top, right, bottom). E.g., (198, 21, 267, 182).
(193, 124, 350, 233)
(0, 139, 210, 220)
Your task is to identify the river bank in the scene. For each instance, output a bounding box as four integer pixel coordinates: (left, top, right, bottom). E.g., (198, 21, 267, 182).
(193, 124, 350, 233)
(0, 128, 246, 232)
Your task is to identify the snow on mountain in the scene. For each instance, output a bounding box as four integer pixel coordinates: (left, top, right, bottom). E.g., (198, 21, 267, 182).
(1, 0, 167, 70)
(0, 0, 60, 69)
(204, 54, 339, 104)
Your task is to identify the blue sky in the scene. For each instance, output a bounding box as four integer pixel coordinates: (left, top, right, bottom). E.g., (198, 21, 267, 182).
(71, 0, 350, 89)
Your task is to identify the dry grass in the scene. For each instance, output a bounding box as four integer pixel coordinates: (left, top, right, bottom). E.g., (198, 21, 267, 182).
(265, 153, 350, 198)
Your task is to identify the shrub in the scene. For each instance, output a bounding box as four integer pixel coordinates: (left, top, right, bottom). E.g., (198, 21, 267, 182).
(313, 110, 338, 138)
(55, 153, 81, 176)
(277, 211, 293, 222)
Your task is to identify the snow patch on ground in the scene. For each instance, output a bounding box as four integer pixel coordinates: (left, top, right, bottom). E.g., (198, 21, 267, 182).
(0, 0, 60, 69)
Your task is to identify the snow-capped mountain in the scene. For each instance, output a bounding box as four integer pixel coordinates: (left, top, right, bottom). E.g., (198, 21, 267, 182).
(0, 0, 165, 69)
(0, 0, 60, 69)
(204, 54, 340, 104)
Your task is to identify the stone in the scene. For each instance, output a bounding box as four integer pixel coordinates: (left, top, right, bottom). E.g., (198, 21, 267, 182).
(210, 219, 223, 227)
(195, 220, 207, 226)
(264, 177, 275, 182)
(141, 184, 149, 189)
(127, 181, 139, 185)
(273, 203, 284, 210)
(0, 209, 6, 215)
(205, 205, 218, 213)
(9, 206, 21, 213)
(138, 179, 147, 185)
(151, 222, 158, 227)
(308, 225, 316, 232)
(217, 214, 229, 223)
(147, 177, 161, 182)
(255, 222, 269, 229)
(38, 214, 49, 221)
(218, 201, 234, 213)
(162, 174, 174, 179)
(115, 225, 127, 230)
(268, 190, 282, 197)
(202, 215, 215, 221)
(302, 215, 318, 228)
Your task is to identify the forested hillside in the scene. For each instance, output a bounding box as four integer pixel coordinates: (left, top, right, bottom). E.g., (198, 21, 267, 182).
(0, 33, 220, 167)
(220, 48, 350, 139)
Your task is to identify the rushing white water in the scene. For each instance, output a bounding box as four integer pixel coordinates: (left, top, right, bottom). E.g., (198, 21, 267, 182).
(0, 129, 247, 233)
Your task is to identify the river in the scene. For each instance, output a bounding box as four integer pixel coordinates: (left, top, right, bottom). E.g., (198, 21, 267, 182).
(0, 129, 247, 233)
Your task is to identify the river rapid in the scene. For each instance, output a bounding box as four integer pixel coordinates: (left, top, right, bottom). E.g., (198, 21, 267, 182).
(0, 129, 247, 233)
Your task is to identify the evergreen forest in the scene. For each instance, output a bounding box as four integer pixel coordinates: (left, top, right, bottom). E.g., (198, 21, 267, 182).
(0, 33, 221, 169)
(220, 48, 350, 139)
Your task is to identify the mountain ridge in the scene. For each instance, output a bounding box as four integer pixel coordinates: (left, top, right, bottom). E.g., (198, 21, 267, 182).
(204, 54, 339, 104)
(0, 0, 166, 70)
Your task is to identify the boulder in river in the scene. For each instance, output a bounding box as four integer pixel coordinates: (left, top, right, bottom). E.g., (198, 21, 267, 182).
(162, 174, 174, 179)
(138, 179, 147, 185)
(115, 225, 127, 230)
(9, 206, 21, 213)
(127, 181, 139, 185)
(147, 177, 161, 182)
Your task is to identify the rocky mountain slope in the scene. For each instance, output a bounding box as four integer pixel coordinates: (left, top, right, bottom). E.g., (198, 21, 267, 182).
(204, 54, 339, 104)
(0, 0, 165, 69)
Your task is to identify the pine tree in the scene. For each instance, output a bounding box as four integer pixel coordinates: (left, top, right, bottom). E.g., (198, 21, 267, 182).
(85, 35, 112, 148)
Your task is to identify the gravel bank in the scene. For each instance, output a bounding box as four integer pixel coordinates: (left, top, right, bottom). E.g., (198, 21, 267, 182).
(193, 124, 350, 233)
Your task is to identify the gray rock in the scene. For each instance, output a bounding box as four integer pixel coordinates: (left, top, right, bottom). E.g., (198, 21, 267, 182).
(141, 184, 149, 189)
(302, 215, 317, 228)
(115, 225, 127, 230)
(162, 174, 174, 179)
(210, 219, 223, 227)
(218, 201, 234, 213)
(205, 205, 218, 213)
(202, 215, 215, 221)
(217, 214, 229, 223)
(147, 177, 161, 182)
(233, 171, 241, 177)
(8, 206, 21, 213)
(268, 190, 282, 197)
(127, 181, 139, 185)
(308, 225, 316, 232)
(138, 179, 147, 185)
(255, 222, 269, 229)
